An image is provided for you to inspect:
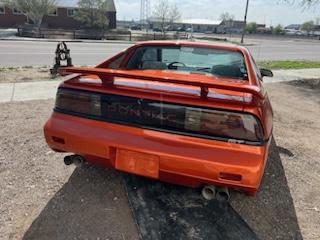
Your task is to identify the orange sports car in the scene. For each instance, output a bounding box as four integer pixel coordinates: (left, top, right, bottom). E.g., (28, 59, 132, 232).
(44, 41, 273, 200)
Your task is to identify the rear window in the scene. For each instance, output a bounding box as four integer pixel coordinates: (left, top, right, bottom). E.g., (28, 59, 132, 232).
(126, 46, 248, 80)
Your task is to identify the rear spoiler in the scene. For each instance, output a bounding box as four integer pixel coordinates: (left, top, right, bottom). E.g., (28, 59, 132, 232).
(59, 67, 263, 99)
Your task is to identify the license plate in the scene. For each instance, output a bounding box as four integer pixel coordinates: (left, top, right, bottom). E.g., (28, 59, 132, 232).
(115, 149, 159, 179)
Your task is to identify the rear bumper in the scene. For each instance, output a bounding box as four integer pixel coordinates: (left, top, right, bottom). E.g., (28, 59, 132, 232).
(44, 112, 271, 195)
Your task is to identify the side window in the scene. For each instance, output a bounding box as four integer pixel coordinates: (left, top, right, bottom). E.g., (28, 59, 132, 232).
(162, 48, 180, 64)
(251, 55, 262, 80)
(108, 54, 125, 69)
(126, 47, 145, 69)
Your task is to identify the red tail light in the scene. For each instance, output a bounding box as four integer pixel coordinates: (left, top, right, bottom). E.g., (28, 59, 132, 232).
(185, 108, 264, 143)
(55, 89, 101, 117)
(55, 88, 265, 145)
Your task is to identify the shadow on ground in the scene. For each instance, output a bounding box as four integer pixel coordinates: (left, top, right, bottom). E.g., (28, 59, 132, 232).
(124, 175, 258, 240)
(23, 140, 302, 240)
(231, 139, 303, 240)
(22, 165, 139, 240)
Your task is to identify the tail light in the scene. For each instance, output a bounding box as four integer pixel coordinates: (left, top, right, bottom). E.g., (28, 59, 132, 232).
(54, 88, 264, 145)
(184, 108, 264, 143)
(55, 89, 101, 116)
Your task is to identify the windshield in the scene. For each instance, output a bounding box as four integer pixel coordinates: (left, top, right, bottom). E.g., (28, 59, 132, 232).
(126, 46, 248, 80)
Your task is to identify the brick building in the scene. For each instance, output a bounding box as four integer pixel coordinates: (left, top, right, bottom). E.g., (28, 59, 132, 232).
(0, 1, 116, 29)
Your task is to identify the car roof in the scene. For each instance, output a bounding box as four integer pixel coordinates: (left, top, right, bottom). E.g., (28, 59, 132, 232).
(134, 40, 247, 52)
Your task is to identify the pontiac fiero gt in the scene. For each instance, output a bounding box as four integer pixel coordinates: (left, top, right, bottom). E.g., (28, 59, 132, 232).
(44, 41, 273, 198)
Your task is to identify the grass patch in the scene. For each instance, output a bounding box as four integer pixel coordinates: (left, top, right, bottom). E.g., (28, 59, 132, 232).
(257, 60, 320, 70)
(0, 67, 19, 72)
(6, 67, 19, 71)
(0, 65, 50, 72)
(22, 65, 33, 69)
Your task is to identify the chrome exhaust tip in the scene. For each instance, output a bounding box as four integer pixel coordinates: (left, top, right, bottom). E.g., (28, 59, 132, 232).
(216, 187, 230, 202)
(201, 185, 216, 200)
(72, 155, 85, 167)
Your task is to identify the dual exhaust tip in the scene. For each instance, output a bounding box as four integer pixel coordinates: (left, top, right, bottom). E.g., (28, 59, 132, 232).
(202, 185, 230, 202)
(64, 155, 229, 201)
(64, 155, 85, 167)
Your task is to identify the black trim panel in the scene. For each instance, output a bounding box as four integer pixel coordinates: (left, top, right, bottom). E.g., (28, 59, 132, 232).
(54, 87, 268, 146)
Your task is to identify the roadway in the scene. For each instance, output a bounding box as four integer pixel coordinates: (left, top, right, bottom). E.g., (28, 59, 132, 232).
(0, 37, 320, 66)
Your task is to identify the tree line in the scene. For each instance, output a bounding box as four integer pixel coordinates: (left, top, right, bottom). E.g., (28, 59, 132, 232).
(3, 0, 113, 31)
(2, 0, 319, 34)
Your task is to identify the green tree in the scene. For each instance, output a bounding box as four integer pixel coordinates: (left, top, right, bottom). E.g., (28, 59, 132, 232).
(245, 22, 258, 34)
(273, 24, 284, 34)
(75, 0, 110, 31)
(301, 20, 314, 34)
(4, 0, 57, 28)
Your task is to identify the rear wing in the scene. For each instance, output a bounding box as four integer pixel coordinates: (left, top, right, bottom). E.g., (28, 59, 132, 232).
(59, 67, 263, 99)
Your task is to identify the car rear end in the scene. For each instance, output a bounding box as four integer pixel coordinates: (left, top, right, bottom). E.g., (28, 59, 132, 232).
(44, 74, 272, 197)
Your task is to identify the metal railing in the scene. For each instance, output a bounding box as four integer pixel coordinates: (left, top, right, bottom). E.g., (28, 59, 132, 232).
(17, 27, 188, 41)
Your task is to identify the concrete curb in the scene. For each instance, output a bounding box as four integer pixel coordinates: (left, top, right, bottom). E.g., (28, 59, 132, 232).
(0, 38, 133, 44)
(0, 80, 60, 103)
(264, 68, 320, 83)
(0, 68, 319, 103)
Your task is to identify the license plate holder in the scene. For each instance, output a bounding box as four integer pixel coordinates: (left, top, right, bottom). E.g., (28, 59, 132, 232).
(115, 149, 159, 179)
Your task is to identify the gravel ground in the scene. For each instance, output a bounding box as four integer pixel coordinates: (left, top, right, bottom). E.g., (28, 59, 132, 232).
(0, 100, 138, 240)
(0, 80, 319, 240)
(231, 80, 320, 240)
(0, 68, 60, 83)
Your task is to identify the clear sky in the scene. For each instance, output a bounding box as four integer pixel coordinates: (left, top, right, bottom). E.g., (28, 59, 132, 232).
(61, 0, 320, 26)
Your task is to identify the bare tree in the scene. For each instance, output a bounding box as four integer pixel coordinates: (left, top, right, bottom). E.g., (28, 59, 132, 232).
(298, 0, 320, 5)
(153, 0, 181, 34)
(169, 4, 181, 25)
(75, 0, 110, 32)
(220, 12, 234, 21)
(5, 0, 57, 29)
(284, 0, 320, 6)
(220, 12, 234, 35)
(153, 0, 170, 34)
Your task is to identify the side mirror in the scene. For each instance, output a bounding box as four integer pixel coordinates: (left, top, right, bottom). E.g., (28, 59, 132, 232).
(260, 68, 273, 78)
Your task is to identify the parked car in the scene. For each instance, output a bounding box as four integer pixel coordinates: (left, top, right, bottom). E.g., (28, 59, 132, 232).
(153, 27, 162, 32)
(44, 41, 274, 200)
(177, 26, 186, 32)
(285, 29, 305, 36)
(216, 28, 227, 34)
(130, 25, 142, 30)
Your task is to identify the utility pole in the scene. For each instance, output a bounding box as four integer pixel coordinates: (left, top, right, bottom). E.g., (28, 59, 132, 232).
(241, 0, 249, 44)
(140, 0, 151, 30)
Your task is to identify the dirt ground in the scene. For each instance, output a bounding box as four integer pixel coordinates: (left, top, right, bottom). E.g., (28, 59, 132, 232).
(0, 80, 319, 240)
(232, 80, 320, 240)
(0, 100, 139, 240)
(0, 67, 60, 84)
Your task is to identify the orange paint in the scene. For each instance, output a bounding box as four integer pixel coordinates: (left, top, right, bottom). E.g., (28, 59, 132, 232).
(44, 41, 273, 196)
